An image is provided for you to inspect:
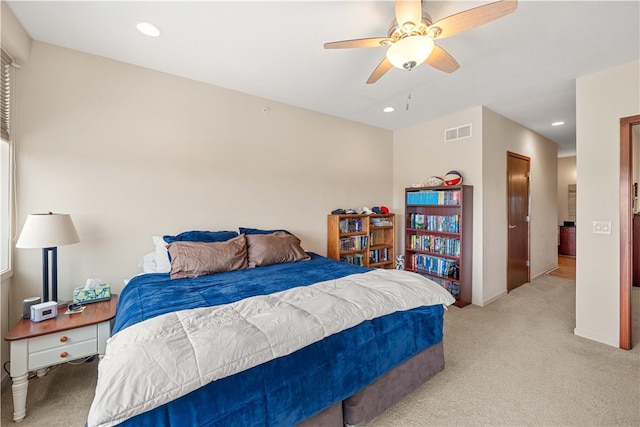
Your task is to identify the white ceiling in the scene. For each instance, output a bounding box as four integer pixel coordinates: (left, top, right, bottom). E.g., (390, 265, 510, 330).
(6, 1, 640, 157)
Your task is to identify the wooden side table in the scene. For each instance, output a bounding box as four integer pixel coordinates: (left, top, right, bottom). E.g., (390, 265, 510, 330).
(4, 295, 118, 422)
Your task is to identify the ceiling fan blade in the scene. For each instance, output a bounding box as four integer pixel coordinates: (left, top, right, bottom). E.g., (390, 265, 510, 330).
(324, 37, 390, 49)
(395, 0, 423, 26)
(430, 0, 518, 40)
(367, 58, 393, 84)
(425, 45, 460, 73)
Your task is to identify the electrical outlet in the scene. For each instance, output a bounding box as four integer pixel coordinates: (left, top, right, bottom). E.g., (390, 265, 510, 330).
(593, 221, 612, 235)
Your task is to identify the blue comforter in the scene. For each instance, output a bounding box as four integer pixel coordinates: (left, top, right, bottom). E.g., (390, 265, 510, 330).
(114, 253, 444, 426)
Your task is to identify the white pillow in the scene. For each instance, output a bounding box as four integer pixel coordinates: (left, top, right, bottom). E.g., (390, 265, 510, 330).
(152, 236, 171, 272)
(137, 237, 172, 274)
(138, 252, 159, 273)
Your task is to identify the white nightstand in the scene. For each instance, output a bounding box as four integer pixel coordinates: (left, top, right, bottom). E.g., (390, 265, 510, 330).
(4, 296, 117, 422)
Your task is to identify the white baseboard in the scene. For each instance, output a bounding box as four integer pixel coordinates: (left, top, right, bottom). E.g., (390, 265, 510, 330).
(535, 265, 560, 278)
(574, 327, 619, 348)
(482, 290, 507, 307)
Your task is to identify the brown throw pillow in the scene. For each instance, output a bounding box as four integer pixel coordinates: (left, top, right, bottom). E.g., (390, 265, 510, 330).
(167, 234, 248, 279)
(246, 232, 310, 268)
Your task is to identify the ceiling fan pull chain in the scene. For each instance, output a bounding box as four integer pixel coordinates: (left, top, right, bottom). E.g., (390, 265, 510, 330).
(406, 72, 412, 111)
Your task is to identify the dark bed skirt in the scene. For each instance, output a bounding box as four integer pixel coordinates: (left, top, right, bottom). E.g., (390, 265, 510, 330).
(298, 341, 445, 427)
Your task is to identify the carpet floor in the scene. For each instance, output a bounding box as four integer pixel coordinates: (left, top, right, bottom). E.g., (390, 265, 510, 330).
(2, 275, 639, 426)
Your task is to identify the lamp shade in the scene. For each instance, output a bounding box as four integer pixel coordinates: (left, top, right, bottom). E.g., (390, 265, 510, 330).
(386, 36, 435, 70)
(16, 213, 80, 249)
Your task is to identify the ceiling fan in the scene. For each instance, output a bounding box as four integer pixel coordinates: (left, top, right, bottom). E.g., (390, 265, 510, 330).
(324, 0, 518, 84)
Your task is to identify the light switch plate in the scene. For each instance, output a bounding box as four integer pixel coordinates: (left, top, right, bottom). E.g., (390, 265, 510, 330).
(593, 221, 612, 235)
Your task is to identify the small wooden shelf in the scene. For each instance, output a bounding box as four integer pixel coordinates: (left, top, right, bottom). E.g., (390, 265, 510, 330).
(327, 213, 395, 269)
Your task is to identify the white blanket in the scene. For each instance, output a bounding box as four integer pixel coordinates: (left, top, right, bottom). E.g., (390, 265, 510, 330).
(87, 269, 455, 427)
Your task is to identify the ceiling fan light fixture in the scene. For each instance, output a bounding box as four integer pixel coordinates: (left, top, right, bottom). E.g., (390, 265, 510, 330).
(386, 36, 434, 70)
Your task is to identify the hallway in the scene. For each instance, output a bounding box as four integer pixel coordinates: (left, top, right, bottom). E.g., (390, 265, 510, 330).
(549, 255, 576, 280)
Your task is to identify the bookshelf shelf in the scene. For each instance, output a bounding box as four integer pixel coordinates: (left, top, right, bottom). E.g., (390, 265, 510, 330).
(327, 213, 395, 269)
(405, 185, 473, 308)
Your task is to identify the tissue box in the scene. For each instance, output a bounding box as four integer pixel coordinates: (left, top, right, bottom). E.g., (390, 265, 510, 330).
(72, 284, 111, 304)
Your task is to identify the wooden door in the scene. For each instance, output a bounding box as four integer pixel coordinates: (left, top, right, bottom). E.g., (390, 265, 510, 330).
(507, 152, 530, 292)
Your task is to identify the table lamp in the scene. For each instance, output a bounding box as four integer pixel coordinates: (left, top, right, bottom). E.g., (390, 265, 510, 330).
(16, 212, 80, 302)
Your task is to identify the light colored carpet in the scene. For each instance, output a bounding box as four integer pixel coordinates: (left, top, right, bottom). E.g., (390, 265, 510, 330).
(368, 276, 640, 426)
(2, 275, 639, 427)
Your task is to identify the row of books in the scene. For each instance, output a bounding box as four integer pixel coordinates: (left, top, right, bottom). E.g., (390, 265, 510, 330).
(369, 248, 390, 263)
(410, 254, 458, 278)
(338, 236, 367, 251)
(340, 253, 365, 266)
(408, 234, 460, 256)
(370, 217, 393, 227)
(406, 190, 460, 206)
(426, 276, 460, 298)
(339, 218, 363, 233)
(408, 214, 460, 233)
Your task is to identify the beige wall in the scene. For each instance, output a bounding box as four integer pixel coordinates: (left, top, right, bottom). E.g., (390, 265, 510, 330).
(392, 106, 558, 306)
(575, 60, 640, 347)
(9, 41, 393, 322)
(1, 1, 31, 64)
(482, 107, 558, 303)
(557, 156, 577, 225)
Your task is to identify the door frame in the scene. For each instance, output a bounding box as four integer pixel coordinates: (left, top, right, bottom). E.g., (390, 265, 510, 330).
(620, 115, 640, 350)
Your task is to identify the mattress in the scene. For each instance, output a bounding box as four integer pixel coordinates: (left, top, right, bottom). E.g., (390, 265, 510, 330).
(101, 254, 447, 426)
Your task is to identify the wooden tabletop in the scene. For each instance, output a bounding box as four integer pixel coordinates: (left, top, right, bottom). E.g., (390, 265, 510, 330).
(5, 295, 118, 341)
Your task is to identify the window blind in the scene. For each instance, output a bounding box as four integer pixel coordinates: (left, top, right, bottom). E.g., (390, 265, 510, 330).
(1, 49, 12, 141)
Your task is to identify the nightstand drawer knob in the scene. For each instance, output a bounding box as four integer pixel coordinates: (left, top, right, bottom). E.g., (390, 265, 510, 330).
(60, 352, 68, 358)
(60, 336, 68, 343)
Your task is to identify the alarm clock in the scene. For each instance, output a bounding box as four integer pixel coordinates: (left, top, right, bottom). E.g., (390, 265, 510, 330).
(30, 301, 58, 322)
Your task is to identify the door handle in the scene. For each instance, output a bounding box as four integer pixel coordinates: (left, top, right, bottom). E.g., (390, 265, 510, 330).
(509, 225, 517, 229)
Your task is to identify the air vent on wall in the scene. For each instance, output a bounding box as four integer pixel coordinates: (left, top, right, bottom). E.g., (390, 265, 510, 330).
(444, 124, 472, 142)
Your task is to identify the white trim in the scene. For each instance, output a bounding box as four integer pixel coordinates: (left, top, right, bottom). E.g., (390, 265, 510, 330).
(534, 265, 560, 279)
(574, 327, 619, 348)
(482, 290, 507, 306)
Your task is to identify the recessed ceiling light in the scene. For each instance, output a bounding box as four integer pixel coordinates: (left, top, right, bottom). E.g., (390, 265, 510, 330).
(552, 121, 565, 126)
(383, 107, 395, 113)
(136, 22, 161, 37)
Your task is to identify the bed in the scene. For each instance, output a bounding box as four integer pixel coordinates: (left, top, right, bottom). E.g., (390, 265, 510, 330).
(87, 229, 454, 427)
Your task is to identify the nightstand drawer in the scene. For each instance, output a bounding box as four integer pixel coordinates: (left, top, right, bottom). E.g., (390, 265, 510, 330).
(29, 339, 98, 370)
(29, 325, 97, 352)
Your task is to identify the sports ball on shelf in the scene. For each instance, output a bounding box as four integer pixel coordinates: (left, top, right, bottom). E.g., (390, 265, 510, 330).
(444, 171, 463, 186)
